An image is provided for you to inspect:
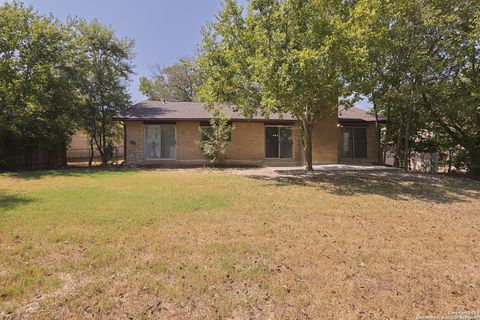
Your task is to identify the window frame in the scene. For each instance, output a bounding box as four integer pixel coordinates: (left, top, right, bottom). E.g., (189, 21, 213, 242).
(264, 125, 294, 160)
(144, 124, 176, 160)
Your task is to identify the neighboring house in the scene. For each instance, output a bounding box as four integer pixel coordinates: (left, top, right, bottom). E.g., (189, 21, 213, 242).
(67, 131, 124, 163)
(113, 101, 381, 166)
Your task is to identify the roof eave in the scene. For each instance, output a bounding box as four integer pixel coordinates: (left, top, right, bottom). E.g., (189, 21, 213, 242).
(338, 118, 386, 124)
(113, 117, 296, 123)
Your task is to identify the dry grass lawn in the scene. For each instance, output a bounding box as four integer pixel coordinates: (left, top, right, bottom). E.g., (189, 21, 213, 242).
(0, 168, 479, 319)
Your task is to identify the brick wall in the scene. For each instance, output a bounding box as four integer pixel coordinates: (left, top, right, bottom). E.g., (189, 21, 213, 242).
(225, 122, 264, 164)
(124, 121, 144, 165)
(311, 111, 339, 164)
(176, 122, 203, 161)
(367, 123, 379, 163)
(123, 115, 342, 166)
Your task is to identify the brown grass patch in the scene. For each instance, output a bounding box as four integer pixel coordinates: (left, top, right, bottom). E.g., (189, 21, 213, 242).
(0, 168, 479, 319)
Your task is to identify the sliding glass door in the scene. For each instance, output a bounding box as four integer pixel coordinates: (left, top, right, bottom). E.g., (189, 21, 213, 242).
(265, 126, 293, 159)
(144, 125, 176, 160)
(341, 127, 367, 158)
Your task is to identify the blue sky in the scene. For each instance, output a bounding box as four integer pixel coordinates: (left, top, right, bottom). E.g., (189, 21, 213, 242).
(21, 0, 233, 103)
(18, 0, 370, 109)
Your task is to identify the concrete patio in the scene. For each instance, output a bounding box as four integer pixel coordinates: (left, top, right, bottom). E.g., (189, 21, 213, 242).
(268, 164, 401, 173)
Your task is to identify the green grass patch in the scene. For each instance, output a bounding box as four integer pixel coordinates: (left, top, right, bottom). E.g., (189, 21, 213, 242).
(0, 168, 479, 319)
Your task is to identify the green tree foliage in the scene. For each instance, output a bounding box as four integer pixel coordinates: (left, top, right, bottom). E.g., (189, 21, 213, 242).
(71, 19, 134, 166)
(0, 2, 134, 169)
(196, 109, 233, 165)
(0, 1, 78, 167)
(197, 0, 350, 171)
(139, 58, 198, 102)
(347, 0, 480, 174)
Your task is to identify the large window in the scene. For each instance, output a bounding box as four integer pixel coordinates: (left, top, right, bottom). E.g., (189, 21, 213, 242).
(265, 126, 293, 159)
(341, 127, 367, 158)
(144, 125, 176, 160)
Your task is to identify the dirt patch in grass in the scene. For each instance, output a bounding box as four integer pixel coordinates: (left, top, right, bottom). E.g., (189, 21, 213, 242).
(0, 168, 479, 319)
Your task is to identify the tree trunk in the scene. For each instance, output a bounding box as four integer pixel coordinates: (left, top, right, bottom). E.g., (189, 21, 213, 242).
(403, 111, 411, 172)
(383, 104, 392, 164)
(302, 119, 314, 172)
(102, 125, 107, 166)
(473, 112, 480, 176)
(98, 105, 108, 166)
(373, 102, 383, 165)
(403, 102, 415, 172)
(447, 149, 453, 173)
(470, 148, 480, 177)
(100, 152, 108, 166)
(88, 139, 94, 167)
(394, 108, 405, 168)
(100, 151, 108, 166)
(93, 136, 106, 166)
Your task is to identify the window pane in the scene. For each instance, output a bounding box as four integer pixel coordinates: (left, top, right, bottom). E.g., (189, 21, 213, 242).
(342, 127, 355, 158)
(265, 127, 279, 158)
(354, 128, 367, 158)
(342, 130, 349, 157)
(279, 127, 293, 158)
(200, 126, 231, 141)
(342, 128, 350, 158)
(145, 126, 160, 159)
(161, 125, 176, 159)
(200, 127, 212, 141)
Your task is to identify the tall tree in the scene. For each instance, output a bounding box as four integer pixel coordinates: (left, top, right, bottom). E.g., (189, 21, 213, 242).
(0, 1, 78, 167)
(418, 0, 480, 175)
(139, 58, 198, 102)
(197, 0, 350, 171)
(72, 19, 134, 166)
(348, 0, 480, 174)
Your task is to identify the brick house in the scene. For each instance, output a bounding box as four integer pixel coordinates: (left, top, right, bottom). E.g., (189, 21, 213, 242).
(113, 101, 381, 166)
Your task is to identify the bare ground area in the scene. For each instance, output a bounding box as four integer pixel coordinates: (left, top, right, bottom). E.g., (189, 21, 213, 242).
(0, 167, 479, 319)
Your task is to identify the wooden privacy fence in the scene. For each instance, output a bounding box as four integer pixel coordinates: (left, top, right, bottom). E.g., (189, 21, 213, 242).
(0, 145, 66, 170)
(66, 145, 124, 163)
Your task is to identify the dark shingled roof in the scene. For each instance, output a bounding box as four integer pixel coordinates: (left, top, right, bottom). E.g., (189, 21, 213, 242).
(113, 101, 294, 122)
(338, 105, 382, 122)
(113, 101, 379, 123)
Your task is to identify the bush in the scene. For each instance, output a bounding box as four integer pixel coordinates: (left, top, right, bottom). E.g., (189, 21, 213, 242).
(196, 109, 233, 165)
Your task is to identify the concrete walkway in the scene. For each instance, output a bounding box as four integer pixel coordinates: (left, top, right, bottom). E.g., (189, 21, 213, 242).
(268, 164, 401, 173)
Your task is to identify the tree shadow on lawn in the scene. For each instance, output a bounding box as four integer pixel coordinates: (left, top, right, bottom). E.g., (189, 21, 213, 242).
(1, 167, 141, 180)
(0, 191, 34, 212)
(247, 170, 480, 204)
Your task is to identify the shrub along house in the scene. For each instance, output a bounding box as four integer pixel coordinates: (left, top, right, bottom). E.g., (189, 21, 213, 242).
(113, 101, 381, 166)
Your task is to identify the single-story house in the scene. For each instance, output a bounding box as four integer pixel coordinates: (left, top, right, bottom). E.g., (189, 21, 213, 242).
(113, 101, 381, 166)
